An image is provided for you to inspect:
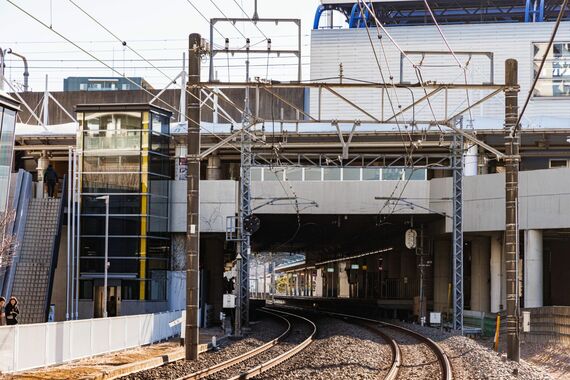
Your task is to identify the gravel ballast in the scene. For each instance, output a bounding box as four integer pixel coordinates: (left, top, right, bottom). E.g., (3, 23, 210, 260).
(392, 321, 553, 380)
(120, 316, 285, 380)
(256, 315, 393, 380)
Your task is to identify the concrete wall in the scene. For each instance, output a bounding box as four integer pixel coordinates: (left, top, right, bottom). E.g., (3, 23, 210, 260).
(175, 167, 570, 233)
(431, 168, 570, 233)
(252, 180, 430, 215)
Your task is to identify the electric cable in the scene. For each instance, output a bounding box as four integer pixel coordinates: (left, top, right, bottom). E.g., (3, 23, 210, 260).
(232, 0, 269, 40)
(421, 0, 474, 126)
(7, 0, 246, 155)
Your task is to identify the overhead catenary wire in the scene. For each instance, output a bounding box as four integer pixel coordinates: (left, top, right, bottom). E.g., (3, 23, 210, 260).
(356, 1, 414, 165)
(63, 0, 261, 148)
(209, 0, 247, 40)
(232, 0, 269, 40)
(421, 0, 474, 126)
(7, 0, 247, 155)
(183, 0, 226, 38)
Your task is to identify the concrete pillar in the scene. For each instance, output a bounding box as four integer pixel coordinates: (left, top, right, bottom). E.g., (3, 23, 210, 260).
(207, 154, 222, 180)
(490, 233, 503, 312)
(315, 269, 323, 296)
(471, 237, 490, 312)
(338, 262, 350, 298)
(464, 144, 478, 176)
(524, 229, 543, 308)
(433, 240, 451, 312)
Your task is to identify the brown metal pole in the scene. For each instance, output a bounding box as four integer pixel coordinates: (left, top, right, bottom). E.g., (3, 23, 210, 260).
(186, 33, 201, 361)
(504, 58, 520, 362)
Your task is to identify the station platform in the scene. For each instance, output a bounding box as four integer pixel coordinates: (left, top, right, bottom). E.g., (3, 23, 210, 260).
(5, 327, 227, 380)
(272, 295, 420, 319)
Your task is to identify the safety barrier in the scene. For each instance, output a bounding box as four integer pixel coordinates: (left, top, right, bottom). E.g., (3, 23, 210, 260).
(0, 309, 182, 374)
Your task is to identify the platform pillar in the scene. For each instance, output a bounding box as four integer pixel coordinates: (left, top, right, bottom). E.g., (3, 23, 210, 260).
(490, 233, 503, 312)
(338, 262, 350, 298)
(315, 269, 323, 297)
(524, 229, 543, 308)
(464, 144, 478, 176)
(471, 237, 490, 312)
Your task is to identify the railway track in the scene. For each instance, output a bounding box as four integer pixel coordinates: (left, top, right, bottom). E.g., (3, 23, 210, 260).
(174, 308, 316, 380)
(267, 306, 452, 380)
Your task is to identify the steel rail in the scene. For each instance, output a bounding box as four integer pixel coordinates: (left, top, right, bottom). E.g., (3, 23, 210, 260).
(322, 311, 452, 380)
(269, 306, 452, 380)
(358, 322, 401, 380)
(226, 307, 317, 380)
(175, 309, 291, 380)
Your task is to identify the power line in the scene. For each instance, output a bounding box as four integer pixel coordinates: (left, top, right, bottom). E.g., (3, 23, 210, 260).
(421, 0, 474, 126)
(6, 0, 245, 154)
(231, 0, 269, 40)
(209, 0, 247, 40)
(63, 0, 253, 143)
(183, 0, 226, 38)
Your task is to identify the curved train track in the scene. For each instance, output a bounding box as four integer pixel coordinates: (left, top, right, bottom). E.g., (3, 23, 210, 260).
(267, 306, 453, 380)
(175, 308, 316, 380)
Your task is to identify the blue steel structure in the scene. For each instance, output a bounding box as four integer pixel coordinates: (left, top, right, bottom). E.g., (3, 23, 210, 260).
(314, 0, 569, 29)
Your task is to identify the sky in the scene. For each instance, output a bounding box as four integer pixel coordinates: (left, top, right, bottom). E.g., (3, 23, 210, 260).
(0, 0, 322, 91)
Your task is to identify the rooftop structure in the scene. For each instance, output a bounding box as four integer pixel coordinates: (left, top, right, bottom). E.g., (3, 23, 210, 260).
(315, 0, 570, 28)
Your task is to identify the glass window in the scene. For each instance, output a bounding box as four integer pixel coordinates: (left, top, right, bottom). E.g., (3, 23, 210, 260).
(382, 168, 404, 180)
(79, 280, 93, 300)
(362, 168, 380, 180)
(285, 167, 303, 181)
(81, 237, 141, 258)
(533, 42, 570, 97)
(323, 167, 341, 180)
(151, 112, 170, 135)
(83, 155, 141, 173)
(549, 159, 568, 168)
(343, 168, 361, 180)
(149, 153, 170, 177)
(404, 168, 427, 180)
(81, 214, 141, 235)
(84, 112, 142, 132)
(82, 172, 141, 193)
(121, 280, 140, 300)
(84, 130, 141, 151)
(146, 272, 167, 301)
(150, 133, 170, 155)
(304, 167, 322, 181)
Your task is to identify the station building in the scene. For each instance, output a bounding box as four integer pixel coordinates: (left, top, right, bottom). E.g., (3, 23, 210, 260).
(3, 1, 570, 337)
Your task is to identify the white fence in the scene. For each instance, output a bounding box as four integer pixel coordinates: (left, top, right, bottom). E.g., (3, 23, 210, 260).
(0, 310, 182, 374)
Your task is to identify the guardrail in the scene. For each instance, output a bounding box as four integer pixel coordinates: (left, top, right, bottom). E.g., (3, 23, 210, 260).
(0, 309, 182, 374)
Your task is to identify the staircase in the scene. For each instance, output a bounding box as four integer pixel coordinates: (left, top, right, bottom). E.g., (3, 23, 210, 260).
(10, 198, 63, 324)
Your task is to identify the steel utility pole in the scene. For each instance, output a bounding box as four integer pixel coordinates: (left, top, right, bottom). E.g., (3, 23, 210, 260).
(238, 49, 253, 330)
(186, 33, 202, 361)
(504, 58, 520, 362)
